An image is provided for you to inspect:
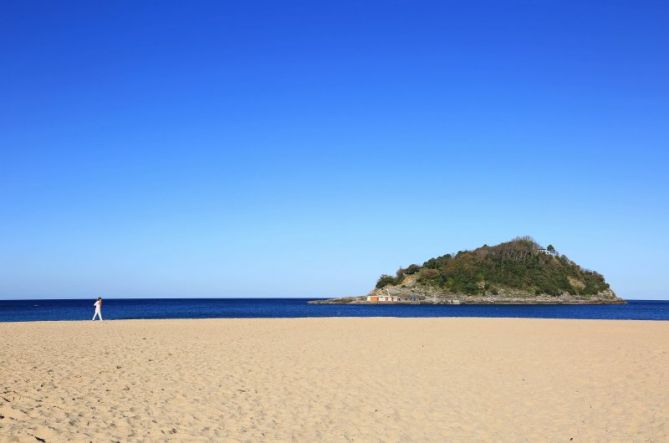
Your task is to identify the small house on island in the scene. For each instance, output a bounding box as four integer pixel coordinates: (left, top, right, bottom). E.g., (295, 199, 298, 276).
(537, 244, 558, 256)
(367, 294, 400, 303)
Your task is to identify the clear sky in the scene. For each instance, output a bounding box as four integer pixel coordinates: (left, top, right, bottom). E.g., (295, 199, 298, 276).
(1, 1, 667, 300)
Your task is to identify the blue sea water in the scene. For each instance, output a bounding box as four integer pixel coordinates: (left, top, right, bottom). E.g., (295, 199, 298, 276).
(0, 298, 668, 322)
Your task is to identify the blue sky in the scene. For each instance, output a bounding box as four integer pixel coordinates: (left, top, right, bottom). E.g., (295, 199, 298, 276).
(1, 1, 667, 300)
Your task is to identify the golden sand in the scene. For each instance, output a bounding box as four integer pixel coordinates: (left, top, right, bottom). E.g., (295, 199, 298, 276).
(1, 318, 667, 442)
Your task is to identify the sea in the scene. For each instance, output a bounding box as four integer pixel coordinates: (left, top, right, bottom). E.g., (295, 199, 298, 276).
(0, 298, 668, 322)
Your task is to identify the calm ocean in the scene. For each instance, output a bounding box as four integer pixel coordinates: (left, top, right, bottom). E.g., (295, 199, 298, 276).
(0, 298, 668, 322)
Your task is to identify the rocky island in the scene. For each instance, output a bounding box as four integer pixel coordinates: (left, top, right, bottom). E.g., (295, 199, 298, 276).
(314, 237, 624, 305)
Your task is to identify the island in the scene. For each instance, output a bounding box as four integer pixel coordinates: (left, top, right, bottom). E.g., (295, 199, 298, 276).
(313, 237, 624, 304)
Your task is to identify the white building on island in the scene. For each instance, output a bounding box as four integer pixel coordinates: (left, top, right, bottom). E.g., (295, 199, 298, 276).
(367, 292, 400, 303)
(378, 294, 400, 302)
(538, 246, 558, 256)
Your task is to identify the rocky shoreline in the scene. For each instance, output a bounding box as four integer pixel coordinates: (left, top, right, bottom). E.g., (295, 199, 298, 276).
(311, 288, 625, 305)
(310, 297, 626, 305)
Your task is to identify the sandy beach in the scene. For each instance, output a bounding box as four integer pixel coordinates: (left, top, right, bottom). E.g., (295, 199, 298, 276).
(1, 318, 667, 442)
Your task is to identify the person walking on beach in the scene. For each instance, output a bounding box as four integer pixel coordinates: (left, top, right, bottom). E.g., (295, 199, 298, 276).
(92, 297, 103, 321)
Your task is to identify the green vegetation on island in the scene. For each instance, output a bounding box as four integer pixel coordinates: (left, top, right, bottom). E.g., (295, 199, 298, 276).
(378, 237, 609, 296)
(315, 237, 623, 304)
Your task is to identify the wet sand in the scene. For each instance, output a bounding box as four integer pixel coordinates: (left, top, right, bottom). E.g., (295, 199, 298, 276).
(1, 318, 667, 442)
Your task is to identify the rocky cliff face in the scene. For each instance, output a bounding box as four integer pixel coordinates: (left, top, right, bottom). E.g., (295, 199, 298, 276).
(360, 278, 623, 304)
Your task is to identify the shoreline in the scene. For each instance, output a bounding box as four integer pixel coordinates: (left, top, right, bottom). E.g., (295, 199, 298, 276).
(1, 315, 667, 325)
